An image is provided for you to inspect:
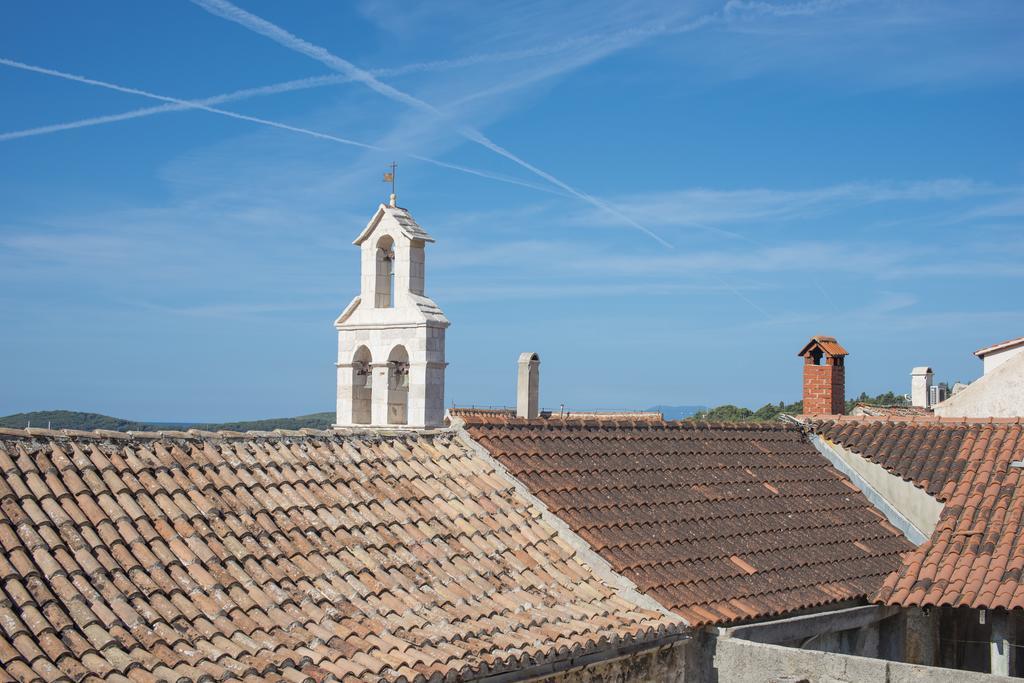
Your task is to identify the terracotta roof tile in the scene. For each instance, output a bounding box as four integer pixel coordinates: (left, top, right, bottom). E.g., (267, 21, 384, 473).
(805, 416, 1024, 611)
(458, 416, 913, 626)
(849, 404, 932, 418)
(0, 428, 682, 681)
(806, 416, 980, 500)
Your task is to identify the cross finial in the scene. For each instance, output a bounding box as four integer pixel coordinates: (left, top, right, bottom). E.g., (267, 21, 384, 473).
(383, 162, 397, 207)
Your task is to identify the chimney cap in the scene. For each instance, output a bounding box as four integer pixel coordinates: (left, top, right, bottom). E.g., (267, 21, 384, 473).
(518, 352, 540, 363)
(797, 335, 848, 358)
(911, 366, 934, 375)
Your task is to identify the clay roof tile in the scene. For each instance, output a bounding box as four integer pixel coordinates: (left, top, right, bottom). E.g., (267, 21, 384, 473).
(461, 416, 913, 626)
(804, 417, 1024, 611)
(0, 431, 682, 680)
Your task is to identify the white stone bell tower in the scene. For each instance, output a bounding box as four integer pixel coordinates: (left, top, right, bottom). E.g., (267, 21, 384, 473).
(334, 195, 449, 429)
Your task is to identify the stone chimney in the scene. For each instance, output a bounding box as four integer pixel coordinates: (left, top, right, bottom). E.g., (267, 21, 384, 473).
(797, 335, 848, 415)
(911, 367, 933, 408)
(517, 352, 540, 419)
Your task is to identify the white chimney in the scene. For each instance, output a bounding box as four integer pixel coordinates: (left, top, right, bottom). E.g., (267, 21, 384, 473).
(911, 367, 933, 408)
(517, 352, 540, 419)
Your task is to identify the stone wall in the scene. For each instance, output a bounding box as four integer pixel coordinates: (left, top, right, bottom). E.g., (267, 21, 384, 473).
(532, 641, 692, 683)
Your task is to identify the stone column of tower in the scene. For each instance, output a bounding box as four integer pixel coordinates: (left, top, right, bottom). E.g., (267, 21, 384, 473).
(334, 199, 449, 429)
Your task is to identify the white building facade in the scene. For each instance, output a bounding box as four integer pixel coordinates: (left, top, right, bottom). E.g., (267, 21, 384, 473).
(975, 335, 1024, 375)
(933, 335, 1024, 418)
(334, 199, 448, 429)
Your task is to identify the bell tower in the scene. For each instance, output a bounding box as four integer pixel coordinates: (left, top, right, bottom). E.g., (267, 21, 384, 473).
(334, 195, 449, 429)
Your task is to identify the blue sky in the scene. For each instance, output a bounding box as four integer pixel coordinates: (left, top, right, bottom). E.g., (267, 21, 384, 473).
(1, 0, 1022, 421)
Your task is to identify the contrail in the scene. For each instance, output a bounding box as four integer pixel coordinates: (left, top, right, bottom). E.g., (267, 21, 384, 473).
(0, 57, 565, 195)
(0, 58, 372, 149)
(190, 0, 672, 247)
(0, 22, 662, 144)
(0, 73, 344, 141)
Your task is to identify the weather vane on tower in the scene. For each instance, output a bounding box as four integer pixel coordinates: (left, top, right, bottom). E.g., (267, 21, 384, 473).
(383, 161, 397, 207)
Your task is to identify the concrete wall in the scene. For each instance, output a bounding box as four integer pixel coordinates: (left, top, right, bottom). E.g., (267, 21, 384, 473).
(713, 637, 1017, 683)
(517, 352, 540, 419)
(516, 609, 1019, 682)
(910, 367, 932, 408)
(934, 349, 1024, 418)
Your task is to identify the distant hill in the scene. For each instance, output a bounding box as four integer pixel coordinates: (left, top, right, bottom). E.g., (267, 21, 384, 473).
(195, 413, 335, 431)
(0, 410, 176, 432)
(647, 405, 707, 420)
(687, 391, 910, 422)
(0, 410, 335, 432)
(4, 395, 906, 431)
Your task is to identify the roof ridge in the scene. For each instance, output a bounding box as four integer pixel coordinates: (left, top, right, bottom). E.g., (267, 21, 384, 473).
(0, 425, 453, 442)
(456, 414, 798, 431)
(802, 415, 1024, 426)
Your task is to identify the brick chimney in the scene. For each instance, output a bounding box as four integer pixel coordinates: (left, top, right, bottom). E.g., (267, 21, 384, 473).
(798, 335, 848, 415)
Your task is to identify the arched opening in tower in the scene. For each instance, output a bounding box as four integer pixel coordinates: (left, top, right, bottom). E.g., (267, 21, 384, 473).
(375, 235, 395, 308)
(351, 346, 372, 424)
(387, 344, 410, 425)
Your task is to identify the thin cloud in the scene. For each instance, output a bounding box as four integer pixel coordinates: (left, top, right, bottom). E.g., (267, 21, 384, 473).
(0, 57, 373, 149)
(189, 0, 674, 248)
(0, 57, 562, 195)
(0, 29, 631, 143)
(433, 280, 767, 303)
(450, 13, 720, 109)
(575, 179, 1005, 229)
(0, 73, 344, 141)
(724, 0, 859, 20)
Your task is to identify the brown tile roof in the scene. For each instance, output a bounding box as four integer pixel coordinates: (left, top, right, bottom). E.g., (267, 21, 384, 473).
(456, 415, 914, 626)
(0, 427, 682, 682)
(849, 404, 932, 419)
(808, 416, 971, 500)
(805, 417, 1024, 610)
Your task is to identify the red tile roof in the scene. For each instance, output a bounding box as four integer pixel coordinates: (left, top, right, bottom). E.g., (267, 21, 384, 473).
(805, 417, 1024, 610)
(455, 415, 913, 626)
(797, 335, 848, 358)
(0, 427, 682, 682)
(975, 335, 1024, 358)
